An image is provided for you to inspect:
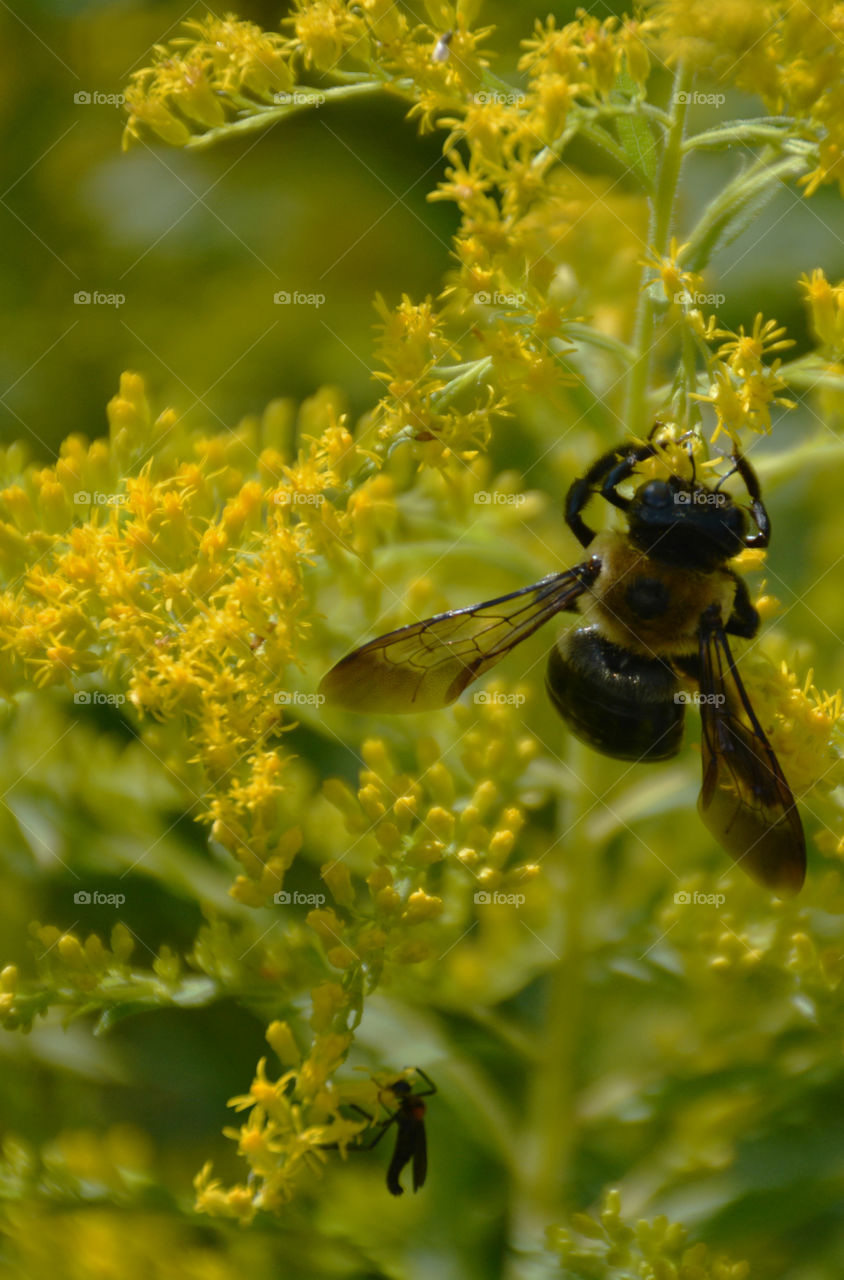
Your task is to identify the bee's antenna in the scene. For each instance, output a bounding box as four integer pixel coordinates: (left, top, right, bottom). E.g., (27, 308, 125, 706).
(713, 457, 738, 494)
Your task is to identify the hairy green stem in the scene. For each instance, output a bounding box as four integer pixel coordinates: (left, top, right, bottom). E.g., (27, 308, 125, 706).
(503, 738, 595, 1280)
(626, 64, 692, 435)
(185, 81, 388, 150)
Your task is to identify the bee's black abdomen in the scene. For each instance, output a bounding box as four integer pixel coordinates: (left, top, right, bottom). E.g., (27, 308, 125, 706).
(546, 626, 684, 762)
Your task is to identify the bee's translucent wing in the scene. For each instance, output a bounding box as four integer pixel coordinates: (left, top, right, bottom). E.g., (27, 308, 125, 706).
(319, 561, 599, 713)
(697, 609, 805, 895)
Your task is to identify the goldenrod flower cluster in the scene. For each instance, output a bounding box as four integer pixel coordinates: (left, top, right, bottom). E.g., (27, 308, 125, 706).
(651, 0, 844, 196)
(549, 1189, 750, 1279)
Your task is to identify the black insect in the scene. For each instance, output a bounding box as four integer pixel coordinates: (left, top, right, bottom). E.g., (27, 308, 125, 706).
(320, 432, 806, 896)
(326, 1069, 436, 1196)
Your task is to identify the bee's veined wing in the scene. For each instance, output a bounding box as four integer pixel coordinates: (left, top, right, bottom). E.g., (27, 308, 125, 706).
(697, 608, 806, 896)
(319, 560, 600, 713)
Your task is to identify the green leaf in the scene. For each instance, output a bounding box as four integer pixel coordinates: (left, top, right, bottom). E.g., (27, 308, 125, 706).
(612, 71, 658, 188)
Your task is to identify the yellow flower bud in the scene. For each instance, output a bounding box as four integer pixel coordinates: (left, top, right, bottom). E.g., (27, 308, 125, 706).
(322, 860, 355, 907)
(401, 889, 444, 923)
(266, 1020, 301, 1066)
(0, 965, 19, 992)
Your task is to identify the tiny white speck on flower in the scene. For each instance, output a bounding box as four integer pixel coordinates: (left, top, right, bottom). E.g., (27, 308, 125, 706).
(432, 31, 453, 64)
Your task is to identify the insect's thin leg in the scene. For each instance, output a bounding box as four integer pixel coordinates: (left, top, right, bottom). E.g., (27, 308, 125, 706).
(685, 436, 697, 482)
(360, 1114, 398, 1151)
(565, 442, 656, 546)
(599, 442, 664, 511)
(730, 451, 770, 547)
(722, 572, 760, 639)
(410, 1067, 437, 1097)
(565, 446, 624, 546)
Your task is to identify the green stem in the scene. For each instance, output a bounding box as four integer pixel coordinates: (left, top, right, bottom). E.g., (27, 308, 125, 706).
(682, 118, 797, 152)
(751, 431, 844, 482)
(778, 354, 844, 391)
(185, 81, 387, 150)
(625, 64, 692, 435)
(592, 101, 673, 129)
(684, 152, 809, 270)
(429, 357, 493, 409)
(503, 739, 594, 1279)
(564, 323, 636, 366)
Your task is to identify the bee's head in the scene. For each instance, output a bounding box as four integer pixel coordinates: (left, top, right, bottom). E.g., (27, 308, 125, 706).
(625, 474, 749, 568)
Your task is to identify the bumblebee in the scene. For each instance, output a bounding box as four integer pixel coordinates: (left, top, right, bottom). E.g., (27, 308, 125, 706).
(320, 434, 806, 895)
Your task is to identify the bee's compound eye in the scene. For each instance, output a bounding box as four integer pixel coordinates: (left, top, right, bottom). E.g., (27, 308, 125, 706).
(639, 479, 672, 508)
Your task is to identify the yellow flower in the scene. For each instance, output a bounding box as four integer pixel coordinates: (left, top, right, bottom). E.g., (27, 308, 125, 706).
(642, 237, 702, 305)
(713, 314, 794, 374)
(800, 268, 844, 355)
